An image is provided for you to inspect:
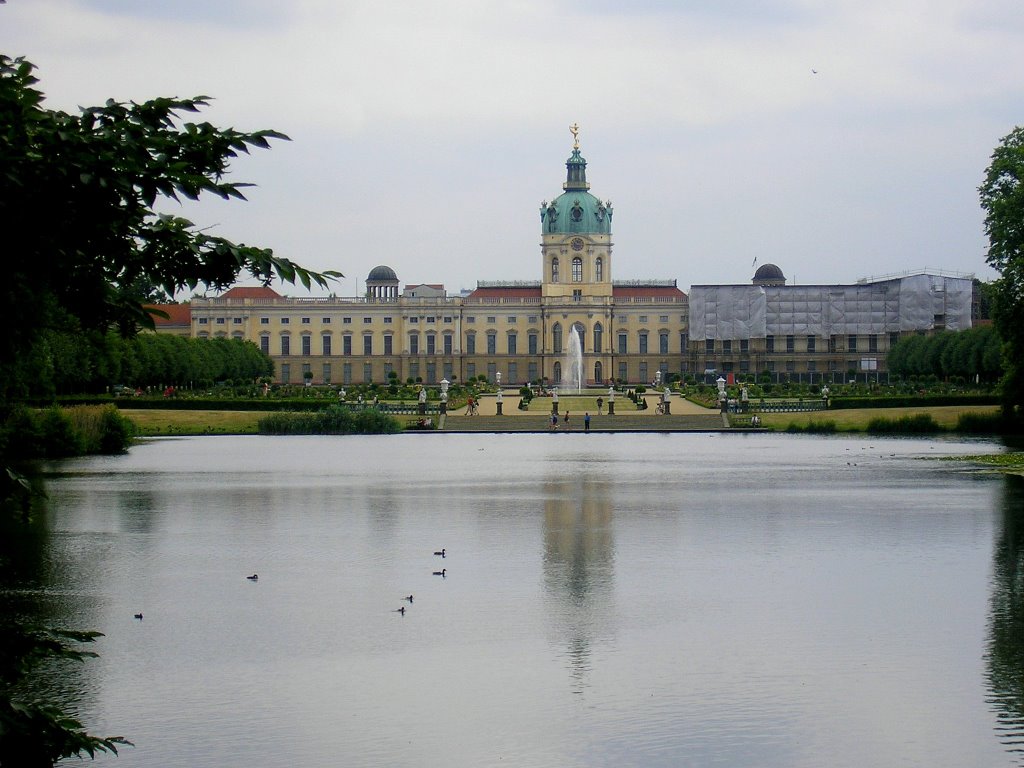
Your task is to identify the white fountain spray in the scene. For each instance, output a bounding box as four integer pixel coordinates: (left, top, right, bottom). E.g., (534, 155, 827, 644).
(563, 326, 583, 394)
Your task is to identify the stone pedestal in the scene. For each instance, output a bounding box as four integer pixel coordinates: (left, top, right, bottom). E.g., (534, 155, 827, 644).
(496, 403, 503, 415)
(552, 402, 559, 414)
(664, 402, 671, 415)
(608, 402, 615, 415)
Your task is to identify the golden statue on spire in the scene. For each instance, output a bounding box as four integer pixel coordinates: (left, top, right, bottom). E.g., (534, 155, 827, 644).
(569, 122, 580, 149)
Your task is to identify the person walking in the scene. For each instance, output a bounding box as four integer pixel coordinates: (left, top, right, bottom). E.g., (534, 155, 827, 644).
(584, 412, 591, 432)
(550, 411, 558, 431)
(597, 396, 603, 415)
(563, 411, 570, 429)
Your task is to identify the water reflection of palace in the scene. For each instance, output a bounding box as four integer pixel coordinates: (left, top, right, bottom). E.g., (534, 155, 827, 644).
(542, 474, 616, 690)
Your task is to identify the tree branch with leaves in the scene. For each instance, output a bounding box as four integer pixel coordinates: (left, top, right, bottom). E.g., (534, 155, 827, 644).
(0, 54, 340, 398)
(980, 126, 1024, 416)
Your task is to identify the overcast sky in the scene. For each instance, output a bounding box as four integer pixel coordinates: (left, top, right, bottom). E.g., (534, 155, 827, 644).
(7, 0, 1021, 297)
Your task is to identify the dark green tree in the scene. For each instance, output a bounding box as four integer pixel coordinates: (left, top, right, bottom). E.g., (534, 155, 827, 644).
(980, 127, 1024, 415)
(973, 278, 994, 322)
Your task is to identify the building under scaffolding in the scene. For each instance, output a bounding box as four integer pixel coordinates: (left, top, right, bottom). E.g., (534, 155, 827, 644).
(687, 265, 973, 383)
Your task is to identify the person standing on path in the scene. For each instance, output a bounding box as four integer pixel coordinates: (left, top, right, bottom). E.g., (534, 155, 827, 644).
(584, 412, 591, 432)
(597, 396, 603, 415)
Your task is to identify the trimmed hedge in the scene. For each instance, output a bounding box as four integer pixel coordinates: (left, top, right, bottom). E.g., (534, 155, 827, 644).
(51, 397, 351, 413)
(830, 394, 998, 410)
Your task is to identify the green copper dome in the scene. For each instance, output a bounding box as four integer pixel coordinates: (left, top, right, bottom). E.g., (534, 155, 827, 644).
(540, 147, 613, 235)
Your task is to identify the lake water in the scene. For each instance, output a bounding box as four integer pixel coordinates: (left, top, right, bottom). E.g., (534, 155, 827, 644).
(5, 432, 1024, 767)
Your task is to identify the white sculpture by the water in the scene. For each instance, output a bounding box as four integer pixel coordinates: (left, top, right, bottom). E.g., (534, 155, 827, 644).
(563, 327, 583, 394)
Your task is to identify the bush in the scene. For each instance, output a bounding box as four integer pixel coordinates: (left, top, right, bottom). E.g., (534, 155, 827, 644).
(955, 412, 1024, 435)
(39, 407, 86, 457)
(0, 405, 43, 459)
(0, 404, 133, 460)
(96, 406, 135, 453)
(257, 406, 401, 435)
(866, 414, 942, 434)
(785, 419, 838, 434)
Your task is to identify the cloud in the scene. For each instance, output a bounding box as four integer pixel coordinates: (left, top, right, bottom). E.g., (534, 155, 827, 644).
(5, 0, 1017, 292)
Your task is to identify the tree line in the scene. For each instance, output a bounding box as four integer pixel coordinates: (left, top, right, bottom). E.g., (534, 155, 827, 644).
(887, 326, 1002, 382)
(36, 329, 273, 396)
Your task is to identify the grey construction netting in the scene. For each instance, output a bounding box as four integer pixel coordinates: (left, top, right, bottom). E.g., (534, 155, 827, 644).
(689, 275, 972, 340)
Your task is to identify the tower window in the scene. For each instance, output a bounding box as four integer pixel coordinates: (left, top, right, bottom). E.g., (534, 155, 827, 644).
(551, 257, 559, 283)
(572, 257, 582, 282)
(595, 257, 603, 282)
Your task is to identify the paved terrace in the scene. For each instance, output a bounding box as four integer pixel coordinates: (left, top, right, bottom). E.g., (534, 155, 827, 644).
(437, 393, 730, 433)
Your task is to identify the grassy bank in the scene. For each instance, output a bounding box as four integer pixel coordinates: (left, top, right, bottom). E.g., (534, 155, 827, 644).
(125, 404, 1006, 436)
(122, 409, 422, 436)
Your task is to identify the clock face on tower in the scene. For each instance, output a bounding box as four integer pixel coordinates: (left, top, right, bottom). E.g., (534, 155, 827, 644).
(570, 237, 585, 251)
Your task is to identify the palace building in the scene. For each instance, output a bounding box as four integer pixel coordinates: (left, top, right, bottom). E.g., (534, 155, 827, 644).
(687, 267, 974, 380)
(164, 133, 973, 386)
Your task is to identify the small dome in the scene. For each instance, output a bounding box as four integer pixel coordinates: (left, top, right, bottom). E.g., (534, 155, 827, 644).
(367, 265, 398, 282)
(753, 263, 786, 286)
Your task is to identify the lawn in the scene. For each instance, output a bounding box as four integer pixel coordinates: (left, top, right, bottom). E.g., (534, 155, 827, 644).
(750, 404, 999, 431)
(122, 408, 422, 436)
(121, 409, 266, 436)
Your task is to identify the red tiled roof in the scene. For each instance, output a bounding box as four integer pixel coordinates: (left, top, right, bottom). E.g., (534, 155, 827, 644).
(467, 287, 543, 299)
(612, 285, 687, 299)
(219, 286, 282, 299)
(148, 304, 191, 326)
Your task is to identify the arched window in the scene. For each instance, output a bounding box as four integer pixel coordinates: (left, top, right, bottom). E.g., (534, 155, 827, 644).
(595, 257, 603, 282)
(593, 322, 603, 353)
(552, 322, 562, 354)
(551, 257, 560, 283)
(572, 257, 582, 282)
(594, 361, 603, 383)
(553, 361, 562, 383)
(573, 322, 586, 352)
